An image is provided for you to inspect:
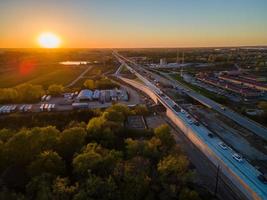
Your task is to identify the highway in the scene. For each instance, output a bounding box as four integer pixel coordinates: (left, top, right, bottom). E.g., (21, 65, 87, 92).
(113, 51, 267, 200)
(113, 51, 267, 141)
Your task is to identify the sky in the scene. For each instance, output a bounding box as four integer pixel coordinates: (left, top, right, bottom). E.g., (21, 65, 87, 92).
(0, 0, 267, 48)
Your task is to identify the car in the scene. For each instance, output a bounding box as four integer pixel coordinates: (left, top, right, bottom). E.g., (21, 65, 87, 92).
(220, 106, 226, 111)
(257, 174, 267, 184)
(188, 119, 193, 124)
(181, 109, 185, 114)
(218, 142, 227, 150)
(186, 114, 191, 118)
(208, 133, 214, 138)
(193, 121, 200, 126)
(232, 153, 243, 162)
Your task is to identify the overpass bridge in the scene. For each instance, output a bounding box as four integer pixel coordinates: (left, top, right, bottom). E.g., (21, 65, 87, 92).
(114, 52, 267, 200)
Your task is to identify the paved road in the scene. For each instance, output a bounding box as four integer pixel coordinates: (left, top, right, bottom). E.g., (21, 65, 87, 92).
(65, 65, 92, 88)
(164, 116, 246, 200)
(163, 73, 267, 141)
(114, 64, 124, 77)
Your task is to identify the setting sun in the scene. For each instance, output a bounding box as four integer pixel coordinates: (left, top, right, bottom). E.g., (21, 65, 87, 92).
(38, 32, 61, 48)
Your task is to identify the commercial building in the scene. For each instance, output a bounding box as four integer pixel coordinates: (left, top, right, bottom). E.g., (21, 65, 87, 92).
(93, 90, 100, 100)
(197, 74, 260, 97)
(219, 74, 267, 92)
(77, 89, 93, 101)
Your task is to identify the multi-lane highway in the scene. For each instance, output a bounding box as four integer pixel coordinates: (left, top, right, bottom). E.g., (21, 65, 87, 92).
(114, 51, 267, 141)
(113, 51, 267, 200)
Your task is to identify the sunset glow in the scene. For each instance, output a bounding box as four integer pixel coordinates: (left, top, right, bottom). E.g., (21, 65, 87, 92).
(38, 32, 61, 48)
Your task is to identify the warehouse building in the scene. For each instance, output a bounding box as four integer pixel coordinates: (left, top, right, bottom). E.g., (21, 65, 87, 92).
(77, 89, 93, 101)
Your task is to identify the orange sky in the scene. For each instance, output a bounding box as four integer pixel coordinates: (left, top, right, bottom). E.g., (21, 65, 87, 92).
(1, 0, 267, 48)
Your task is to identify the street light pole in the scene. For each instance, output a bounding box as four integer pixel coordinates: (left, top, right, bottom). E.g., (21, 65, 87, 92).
(214, 165, 220, 197)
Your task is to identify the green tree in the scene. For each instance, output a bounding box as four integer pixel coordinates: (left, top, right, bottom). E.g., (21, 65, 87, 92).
(154, 124, 175, 152)
(0, 128, 15, 142)
(16, 83, 45, 102)
(134, 105, 149, 116)
(258, 101, 267, 112)
(158, 154, 189, 179)
(27, 151, 66, 178)
(0, 187, 25, 200)
(48, 84, 64, 96)
(102, 110, 125, 123)
(83, 79, 95, 90)
(57, 127, 86, 160)
(26, 174, 53, 200)
(179, 188, 201, 200)
(87, 116, 121, 147)
(4, 126, 59, 165)
(0, 88, 18, 103)
(73, 143, 122, 177)
(106, 103, 131, 117)
(73, 175, 119, 200)
(52, 177, 78, 200)
(113, 156, 151, 200)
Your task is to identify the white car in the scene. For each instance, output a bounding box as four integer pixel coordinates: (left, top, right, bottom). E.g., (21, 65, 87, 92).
(181, 109, 185, 114)
(232, 153, 243, 162)
(218, 142, 227, 150)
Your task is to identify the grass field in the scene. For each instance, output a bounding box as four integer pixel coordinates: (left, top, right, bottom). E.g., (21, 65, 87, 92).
(0, 64, 86, 88)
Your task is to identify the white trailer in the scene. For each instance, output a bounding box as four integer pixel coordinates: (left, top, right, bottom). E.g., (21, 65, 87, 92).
(40, 104, 45, 111)
(47, 104, 52, 112)
(10, 105, 17, 112)
(25, 105, 32, 112)
(45, 95, 51, 101)
(19, 105, 26, 112)
(44, 104, 49, 111)
(41, 95, 47, 102)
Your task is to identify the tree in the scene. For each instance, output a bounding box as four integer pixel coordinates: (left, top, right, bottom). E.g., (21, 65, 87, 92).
(87, 116, 121, 147)
(73, 175, 119, 200)
(27, 151, 66, 178)
(26, 174, 53, 200)
(106, 104, 131, 117)
(154, 124, 175, 152)
(157, 155, 190, 199)
(4, 126, 59, 165)
(179, 188, 201, 200)
(83, 79, 95, 90)
(73, 143, 122, 177)
(102, 110, 125, 123)
(157, 154, 189, 178)
(125, 138, 146, 158)
(95, 78, 117, 89)
(0, 88, 18, 103)
(113, 156, 151, 200)
(258, 101, 267, 112)
(0, 128, 15, 142)
(0, 187, 25, 200)
(134, 105, 149, 116)
(52, 177, 78, 200)
(48, 84, 64, 96)
(57, 127, 86, 160)
(15, 83, 45, 102)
